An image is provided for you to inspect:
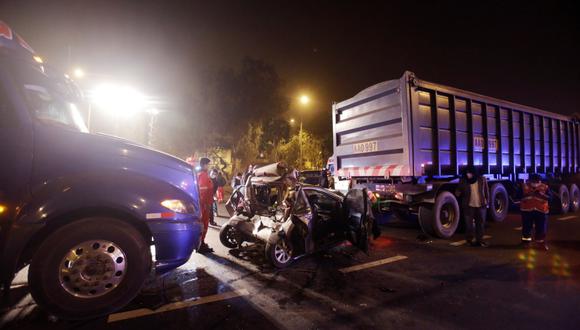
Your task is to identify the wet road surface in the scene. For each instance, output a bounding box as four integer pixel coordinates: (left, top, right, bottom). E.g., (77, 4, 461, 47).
(2, 205, 580, 330)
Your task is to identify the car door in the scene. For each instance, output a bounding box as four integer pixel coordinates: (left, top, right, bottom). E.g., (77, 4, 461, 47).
(304, 188, 342, 240)
(289, 187, 315, 253)
(343, 188, 371, 253)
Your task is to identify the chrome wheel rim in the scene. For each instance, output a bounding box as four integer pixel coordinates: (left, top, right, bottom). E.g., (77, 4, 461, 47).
(440, 204, 456, 229)
(59, 240, 127, 298)
(273, 242, 291, 264)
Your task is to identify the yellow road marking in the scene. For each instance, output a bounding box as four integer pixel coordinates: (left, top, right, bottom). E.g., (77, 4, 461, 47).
(107, 289, 250, 323)
(339, 255, 407, 274)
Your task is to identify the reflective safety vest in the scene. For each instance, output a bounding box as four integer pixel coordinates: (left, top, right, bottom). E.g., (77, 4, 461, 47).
(197, 170, 214, 206)
(520, 182, 549, 214)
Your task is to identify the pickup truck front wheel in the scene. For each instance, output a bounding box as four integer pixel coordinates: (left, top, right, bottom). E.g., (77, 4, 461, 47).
(29, 217, 151, 320)
(418, 191, 460, 239)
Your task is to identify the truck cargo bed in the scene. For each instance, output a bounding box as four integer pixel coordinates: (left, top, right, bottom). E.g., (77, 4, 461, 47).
(333, 71, 579, 179)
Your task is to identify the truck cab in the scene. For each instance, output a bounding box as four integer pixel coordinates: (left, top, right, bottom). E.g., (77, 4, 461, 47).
(0, 21, 203, 319)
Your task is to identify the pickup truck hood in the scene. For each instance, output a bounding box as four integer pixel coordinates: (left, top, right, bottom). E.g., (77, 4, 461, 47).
(90, 132, 191, 173)
(32, 125, 194, 185)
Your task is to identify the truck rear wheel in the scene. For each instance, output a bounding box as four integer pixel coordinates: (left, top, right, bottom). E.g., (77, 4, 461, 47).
(29, 217, 151, 320)
(418, 191, 460, 239)
(554, 184, 570, 214)
(488, 183, 509, 222)
(568, 184, 580, 212)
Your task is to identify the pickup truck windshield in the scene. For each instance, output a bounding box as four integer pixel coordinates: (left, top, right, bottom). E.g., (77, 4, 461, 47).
(11, 60, 88, 133)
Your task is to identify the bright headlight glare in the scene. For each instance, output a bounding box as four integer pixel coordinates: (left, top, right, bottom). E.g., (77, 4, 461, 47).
(161, 199, 189, 213)
(394, 192, 404, 201)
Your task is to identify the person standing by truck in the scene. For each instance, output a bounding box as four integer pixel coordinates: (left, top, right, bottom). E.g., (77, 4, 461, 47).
(520, 174, 551, 251)
(456, 166, 490, 247)
(198, 158, 214, 253)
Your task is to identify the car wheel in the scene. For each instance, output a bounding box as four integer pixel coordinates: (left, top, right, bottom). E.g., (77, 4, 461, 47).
(265, 239, 293, 268)
(568, 184, 580, 212)
(553, 184, 570, 214)
(418, 191, 460, 239)
(219, 225, 243, 248)
(488, 183, 509, 222)
(28, 217, 151, 320)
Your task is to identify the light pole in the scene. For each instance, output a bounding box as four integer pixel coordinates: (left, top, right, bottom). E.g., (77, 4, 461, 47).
(298, 94, 310, 169)
(147, 108, 160, 146)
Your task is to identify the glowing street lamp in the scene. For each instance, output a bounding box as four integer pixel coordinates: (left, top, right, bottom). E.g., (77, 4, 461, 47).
(299, 94, 310, 105)
(89, 83, 148, 116)
(289, 118, 295, 125)
(87, 83, 149, 135)
(73, 67, 85, 79)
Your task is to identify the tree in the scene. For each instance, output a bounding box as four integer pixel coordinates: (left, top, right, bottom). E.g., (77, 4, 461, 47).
(233, 122, 264, 167)
(275, 130, 325, 170)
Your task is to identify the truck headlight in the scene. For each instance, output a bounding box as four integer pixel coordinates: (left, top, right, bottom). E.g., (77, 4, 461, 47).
(394, 192, 404, 201)
(161, 199, 193, 213)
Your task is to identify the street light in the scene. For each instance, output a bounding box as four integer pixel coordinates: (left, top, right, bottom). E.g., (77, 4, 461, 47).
(73, 67, 85, 79)
(289, 118, 295, 124)
(90, 83, 148, 116)
(88, 83, 149, 135)
(297, 94, 310, 169)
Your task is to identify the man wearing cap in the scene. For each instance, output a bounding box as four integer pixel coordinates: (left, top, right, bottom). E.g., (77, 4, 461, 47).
(197, 158, 214, 253)
(520, 174, 551, 251)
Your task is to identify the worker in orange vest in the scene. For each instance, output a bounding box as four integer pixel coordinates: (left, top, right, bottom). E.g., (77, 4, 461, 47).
(197, 157, 214, 253)
(520, 174, 551, 251)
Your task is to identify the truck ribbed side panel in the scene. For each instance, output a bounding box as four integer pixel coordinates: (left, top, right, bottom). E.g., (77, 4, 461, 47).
(410, 77, 577, 177)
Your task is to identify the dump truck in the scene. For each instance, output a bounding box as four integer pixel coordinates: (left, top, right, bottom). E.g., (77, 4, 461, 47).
(332, 71, 580, 238)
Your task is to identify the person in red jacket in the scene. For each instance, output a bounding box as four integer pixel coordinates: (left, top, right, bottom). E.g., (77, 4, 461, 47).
(520, 174, 551, 251)
(197, 157, 214, 253)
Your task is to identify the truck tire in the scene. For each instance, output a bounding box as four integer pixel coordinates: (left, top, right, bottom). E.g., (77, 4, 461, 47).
(29, 217, 151, 320)
(418, 191, 460, 239)
(488, 183, 509, 222)
(265, 239, 293, 268)
(554, 184, 570, 214)
(219, 225, 243, 248)
(568, 184, 580, 212)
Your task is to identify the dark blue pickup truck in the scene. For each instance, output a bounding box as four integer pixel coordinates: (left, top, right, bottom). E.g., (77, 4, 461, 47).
(0, 21, 203, 319)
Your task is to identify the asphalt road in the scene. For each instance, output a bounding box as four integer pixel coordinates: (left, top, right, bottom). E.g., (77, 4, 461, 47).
(2, 204, 579, 330)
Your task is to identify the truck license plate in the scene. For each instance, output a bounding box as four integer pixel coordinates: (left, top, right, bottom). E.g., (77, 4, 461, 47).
(353, 140, 378, 153)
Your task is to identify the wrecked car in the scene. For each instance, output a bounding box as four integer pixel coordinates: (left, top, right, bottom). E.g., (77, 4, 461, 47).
(221, 163, 373, 268)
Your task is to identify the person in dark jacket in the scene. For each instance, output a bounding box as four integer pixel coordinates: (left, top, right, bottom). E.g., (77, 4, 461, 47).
(231, 172, 242, 188)
(209, 168, 220, 226)
(456, 166, 490, 247)
(520, 174, 551, 250)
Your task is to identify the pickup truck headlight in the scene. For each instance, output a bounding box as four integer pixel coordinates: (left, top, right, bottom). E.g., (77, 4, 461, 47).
(161, 199, 193, 214)
(394, 192, 404, 201)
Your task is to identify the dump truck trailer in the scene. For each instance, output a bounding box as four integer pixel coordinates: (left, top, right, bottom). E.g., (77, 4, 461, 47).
(332, 71, 580, 238)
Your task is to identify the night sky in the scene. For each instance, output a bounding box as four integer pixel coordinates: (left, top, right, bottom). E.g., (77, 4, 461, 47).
(1, 0, 579, 136)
